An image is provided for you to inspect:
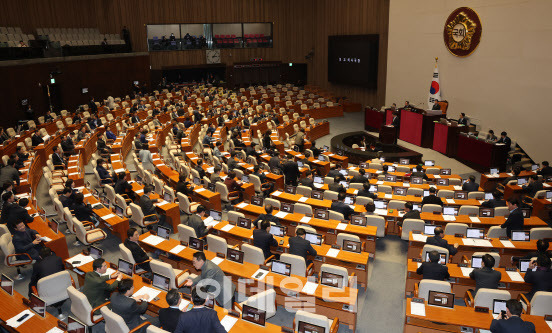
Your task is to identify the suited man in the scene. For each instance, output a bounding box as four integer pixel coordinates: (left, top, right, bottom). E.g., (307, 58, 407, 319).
(174, 287, 226, 333)
(194, 159, 206, 180)
(6, 198, 33, 230)
(110, 279, 150, 332)
(330, 192, 355, 220)
(328, 176, 345, 193)
(28, 247, 65, 297)
(537, 161, 552, 177)
(83, 258, 122, 308)
(31, 132, 44, 146)
(458, 113, 468, 125)
(398, 202, 421, 226)
(51, 146, 65, 168)
(268, 151, 281, 170)
(502, 167, 521, 185)
(139, 185, 163, 224)
(327, 165, 346, 181)
(350, 169, 367, 184)
(391, 112, 400, 128)
(512, 240, 552, 263)
(159, 289, 184, 332)
(462, 175, 480, 192)
(411, 164, 429, 181)
(227, 151, 239, 171)
(289, 228, 317, 266)
(432, 101, 441, 110)
(0, 159, 20, 186)
(496, 131, 512, 149)
(253, 204, 280, 227)
(139, 148, 155, 172)
(12, 221, 43, 260)
(481, 191, 507, 208)
(253, 220, 278, 259)
(299, 170, 315, 190)
(501, 199, 524, 238)
(357, 183, 377, 199)
(489, 299, 536, 333)
(59, 187, 73, 208)
(130, 112, 141, 124)
(282, 157, 300, 186)
(252, 165, 273, 196)
(426, 227, 458, 256)
(522, 175, 543, 197)
(124, 228, 152, 272)
(421, 187, 443, 206)
(61, 133, 75, 155)
(416, 250, 450, 280)
(96, 158, 113, 184)
(523, 255, 552, 300)
(184, 252, 236, 309)
(187, 205, 212, 238)
(114, 172, 135, 201)
(469, 254, 502, 295)
(70, 192, 96, 223)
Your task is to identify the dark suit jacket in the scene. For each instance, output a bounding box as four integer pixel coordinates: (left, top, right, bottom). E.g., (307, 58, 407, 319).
(187, 214, 209, 238)
(524, 268, 552, 299)
(458, 117, 467, 125)
(422, 195, 443, 206)
(31, 134, 44, 146)
(0, 165, 20, 186)
(330, 201, 354, 220)
(469, 267, 502, 294)
(253, 229, 278, 259)
(110, 292, 148, 331)
(190, 260, 235, 307)
(501, 208, 524, 238)
(139, 195, 157, 217)
(82, 271, 119, 308)
(124, 239, 149, 263)
(52, 153, 64, 166)
(357, 190, 376, 199)
(537, 166, 552, 176)
(416, 262, 449, 281)
(174, 307, 226, 333)
(497, 136, 512, 148)
(350, 175, 366, 184)
(489, 316, 536, 333)
(70, 203, 94, 222)
(96, 165, 112, 183)
(523, 181, 543, 197)
(28, 254, 65, 296)
(299, 177, 315, 190)
(426, 236, 458, 255)
(399, 210, 421, 226)
(289, 236, 317, 263)
(328, 182, 344, 193)
(253, 213, 280, 227)
(159, 307, 182, 332)
(282, 161, 300, 183)
(6, 204, 34, 227)
(114, 179, 132, 195)
(462, 181, 479, 192)
(61, 138, 75, 153)
(268, 157, 281, 170)
(391, 116, 400, 128)
(13, 228, 41, 259)
(481, 199, 507, 208)
(327, 169, 345, 181)
(59, 195, 73, 208)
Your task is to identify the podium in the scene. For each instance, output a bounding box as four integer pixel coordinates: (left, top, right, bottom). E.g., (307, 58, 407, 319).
(456, 134, 509, 172)
(399, 109, 443, 148)
(432, 122, 469, 157)
(364, 108, 385, 131)
(379, 125, 397, 144)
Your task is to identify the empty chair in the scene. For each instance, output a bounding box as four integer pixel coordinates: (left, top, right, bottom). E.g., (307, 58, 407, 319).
(129, 203, 158, 231)
(264, 198, 281, 210)
(365, 215, 386, 237)
(36, 271, 73, 319)
(74, 218, 107, 245)
(486, 226, 507, 239)
(67, 286, 105, 327)
(521, 291, 552, 316)
(100, 306, 150, 333)
(329, 211, 344, 221)
(415, 279, 452, 300)
(421, 204, 442, 214)
(356, 196, 373, 206)
(465, 288, 510, 308)
(529, 227, 552, 240)
(437, 190, 454, 199)
(177, 192, 200, 217)
(422, 244, 450, 263)
(458, 206, 479, 216)
(206, 234, 229, 254)
(336, 233, 361, 250)
(294, 310, 339, 333)
(443, 223, 469, 237)
(280, 253, 313, 277)
(468, 191, 485, 200)
(407, 188, 424, 197)
(294, 203, 313, 216)
(400, 219, 425, 240)
(150, 259, 192, 289)
(425, 167, 440, 175)
(323, 190, 339, 201)
(378, 185, 392, 194)
(242, 243, 272, 265)
(296, 185, 312, 197)
(177, 224, 197, 243)
(494, 207, 510, 217)
(228, 211, 245, 223)
(235, 289, 277, 319)
(388, 200, 406, 210)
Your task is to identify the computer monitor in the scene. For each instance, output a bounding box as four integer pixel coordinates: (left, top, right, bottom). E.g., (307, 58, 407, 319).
(423, 190, 430, 197)
(298, 321, 325, 333)
(314, 208, 329, 220)
(189, 237, 205, 250)
(443, 206, 458, 216)
(440, 169, 451, 175)
(313, 176, 323, 184)
(471, 256, 483, 268)
(387, 165, 395, 172)
(411, 177, 423, 185)
(546, 191, 552, 199)
(305, 232, 322, 246)
(320, 271, 343, 289)
(311, 190, 323, 199)
(209, 210, 222, 221)
(29, 293, 47, 317)
(484, 192, 494, 200)
(193, 177, 201, 186)
(519, 259, 532, 273)
(285, 185, 296, 194)
(374, 200, 387, 209)
(424, 160, 435, 166)
(454, 191, 467, 200)
(369, 185, 378, 193)
(242, 175, 249, 183)
(466, 228, 485, 239)
(412, 203, 421, 211)
(424, 224, 437, 235)
(350, 215, 367, 226)
(114, 204, 124, 218)
(425, 252, 446, 265)
(339, 180, 349, 188)
(400, 158, 410, 165)
(511, 230, 530, 241)
(227, 248, 244, 264)
(492, 299, 508, 316)
(157, 225, 171, 240)
(489, 168, 499, 175)
(1, 274, 14, 295)
(297, 161, 303, 168)
(428, 290, 455, 309)
(207, 182, 216, 192)
(531, 164, 539, 172)
(339, 169, 348, 177)
(251, 196, 263, 206)
(48, 219, 59, 234)
(271, 260, 291, 276)
(271, 168, 281, 175)
(281, 202, 294, 213)
(163, 192, 172, 203)
(359, 163, 368, 168)
(152, 273, 170, 291)
(385, 175, 396, 182)
(394, 187, 406, 196)
(343, 239, 362, 253)
(237, 217, 252, 229)
(436, 179, 449, 186)
(89, 245, 103, 259)
(479, 208, 494, 218)
(521, 208, 531, 218)
(269, 225, 286, 237)
(323, 145, 329, 151)
(318, 155, 325, 162)
(118, 259, 133, 277)
(67, 316, 87, 333)
(343, 195, 355, 205)
(517, 178, 528, 186)
(241, 304, 266, 326)
(101, 196, 110, 207)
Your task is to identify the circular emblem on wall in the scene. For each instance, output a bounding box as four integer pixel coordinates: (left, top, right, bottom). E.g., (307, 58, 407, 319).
(443, 7, 482, 57)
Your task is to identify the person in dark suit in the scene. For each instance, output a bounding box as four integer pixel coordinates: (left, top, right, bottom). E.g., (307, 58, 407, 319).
(268, 151, 281, 170)
(227, 151, 239, 171)
(310, 141, 322, 158)
(357, 182, 377, 199)
(432, 101, 441, 110)
(537, 161, 552, 177)
(481, 191, 507, 208)
(330, 191, 355, 220)
(51, 146, 65, 168)
(187, 205, 212, 238)
(327, 165, 346, 181)
(16, 146, 29, 162)
(289, 228, 317, 266)
(194, 159, 206, 180)
(12, 221, 43, 260)
(522, 175, 543, 198)
(496, 131, 512, 149)
(350, 169, 367, 184)
(282, 157, 300, 186)
(174, 286, 226, 333)
(458, 113, 468, 125)
(299, 170, 315, 190)
(159, 289, 184, 332)
(31, 132, 44, 146)
(299, 151, 311, 167)
(501, 199, 524, 238)
(83, 258, 122, 309)
(426, 227, 458, 256)
(502, 166, 521, 185)
(486, 130, 498, 142)
(523, 255, 552, 300)
(88, 98, 98, 113)
(130, 113, 141, 124)
(6, 198, 33, 231)
(124, 228, 152, 272)
(489, 299, 536, 333)
(251, 165, 273, 196)
(512, 240, 552, 263)
(328, 176, 345, 193)
(398, 202, 421, 226)
(391, 112, 400, 127)
(114, 172, 135, 201)
(410, 164, 429, 181)
(416, 250, 450, 280)
(462, 175, 479, 192)
(96, 158, 114, 184)
(110, 278, 150, 332)
(253, 220, 278, 260)
(139, 185, 162, 224)
(61, 133, 75, 155)
(59, 187, 73, 208)
(0, 159, 20, 186)
(28, 247, 65, 297)
(469, 254, 502, 295)
(253, 204, 280, 227)
(70, 192, 96, 224)
(421, 187, 443, 206)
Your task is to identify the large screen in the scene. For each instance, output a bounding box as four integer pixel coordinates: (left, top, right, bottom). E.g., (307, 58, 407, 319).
(328, 34, 379, 88)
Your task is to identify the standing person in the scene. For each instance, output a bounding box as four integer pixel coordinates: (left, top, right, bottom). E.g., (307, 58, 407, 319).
(294, 128, 305, 152)
(523, 255, 552, 300)
(139, 147, 155, 172)
(282, 156, 300, 186)
(501, 199, 524, 238)
(159, 289, 184, 332)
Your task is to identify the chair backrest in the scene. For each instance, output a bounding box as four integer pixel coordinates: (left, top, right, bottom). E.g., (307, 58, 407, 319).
(320, 264, 349, 289)
(242, 243, 265, 265)
(388, 200, 406, 210)
(280, 253, 307, 277)
(437, 190, 454, 199)
(228, 211, 245, 223)
(378, 185, 392, 194)
(296, 185, 312, 197)
(401, 219, 425, 240)
(294, 310, 330, 332)
(365, 215, 386, 237)
(147, 326, 170, 333)
(472, 252, 500, 268)
(356, 196, 373, 206)
(369, 163, 382, 170)
(129, 203, 145, 226)
(426, 168, 440, 175)
(104, 184, 116, 206)
(329, 211, 344, 221)
(37, 271, 72, 304)
(150, 259, 179, 289)
(494, 207, 509, 217)
(458, 206, 479, 216)
(485, 226, 506, 238)
(100, 306, 129, 333)
(119, 243, 136, 264)
(421, 204, 442, 213)
(68, 286, 96, 326)
(530, 291, 552, 316)
(177, 224, 197, 243)
(215, 182, 230, 202)
(177, 193, 194, 214)
(407, 188, 424, 196)
(468, 191, 485, 200)
(473, 288, 511, 309)
(163, 186, 175, 203)
(206, 234, 228, 254)
(422, 244, 450, 263)
(530, 227, 552, 240)
(418, 279, 452, 300)
(336, 233, 360, 248)
(443, 223, 469, 237)
(264, 198, 281, 210)
(323, 190, 338, 201)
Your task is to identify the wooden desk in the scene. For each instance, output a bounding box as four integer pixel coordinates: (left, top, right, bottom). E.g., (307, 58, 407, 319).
(432, 122, 468, 157)
(457, 134, 508, 173)
(364, 108, 385, 132)
(26, 203, 70, 259)
(82, 188, 130, 241)
(399, 109, 443, 148)
(480, 170, 536, 192)
(130, 182, 180, 233)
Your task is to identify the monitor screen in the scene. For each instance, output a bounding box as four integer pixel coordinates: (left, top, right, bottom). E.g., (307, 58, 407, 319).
(164, 192, 172, 203)
(437, 179, 449, 186)
(227, 248, 244, 264)
(339, 180, 349, 188)
(344, 195, 355, 205)
(369, 185, 378, 193)
(387, 165, 396, 172)
(209, 210, 222, 221)
(271, 168, 281, 175)
(305, 232, 322, 246)
(207, 182, 216, 192)
(271, 260, 291, 276)
(547, 191, 552, 199)
(320, 271, 343, 289)
(285, 185, 296, 194)
(511, 231, 530, 241)
(297, 161, 303, 168)
(489, 168, 499, 175)
(242, 175, 249, 183)
(479, 208, 494, 218)
(519, 259, 532, 273)
(466, 228, 484, 239)
(343, 239, 362, 253)
(114, 205, 124, 217)
(269, 225, 286, 237)
(531, 164, 539, 171)
(471, 256, 483, 269)
(189, 237, 204, 250)
(313, 176, 323, 184)
(412, 204, 421, 211)
(328, 34, 379, 88)
(424, 224, 436, 235)
(318, 155, 326, 162)
(29, 293, 47, 317)
(428, 290, 455, 309)
(118, 259, 133, 276)
(48, 219, 59, 234)
(242, 304, 266, 326)
(157, 226, 171, 239)
(443, 206, 458, 216)
(67, 316, 87, 333)
(251, 196, 263, 206)
(133, 81, 139, 85)
(204, 295, 215, 308)
(350, 215, 367, 226)
(385, 175, 396, 182)
(411, 177, 423, 184)
(298, 321, 325, 333)
(374, 200, 387, 209)
(1, 274, 14, 295)
(339, 169, 348, 176)
(517, 178, 528, 185)
(425, 252, 447, 265)
(424, 160, 435, 166)
(394, 187, 406, 196)
(359, 163, 368, 168)
(152, 273, 170, 291)
(314, 208, 329, 220)
(281, 202, 294, 213)
(484, 192, 494, 200)
(520, 208, 531, 218)
(493, 299, 508, 315)
(89, 245, 103, 259)
(237, 217, 252, 229)
(440, 169, 451, 175)
(423, 190, 430, 197)
(311, 190, 323, 199)
(101, 196, 110, 207)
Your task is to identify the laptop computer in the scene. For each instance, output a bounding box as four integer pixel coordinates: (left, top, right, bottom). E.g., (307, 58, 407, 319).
(29, 293, 47, 317)
(189, 237, 205, 250)
(320, 271, 343, 289)
(157, 225, 171, 240)
(412, 203, 421, 211)
(517, 178, 528, 186)
(339, 180, 349, 189)
(387, 165, 396, 172)
(339, 169, 348, 177)
(251, 196, 263, 206)
(369, 185, 378, 193)
(118, 259, 134, 277)
(193, 177, 201, 186)
(305, 232, 323, 246)
(271, 260, 291, 276)
(350, 215, 367, 226)
(314, 208, 329, 220)
(489, 168, 499, 175)
(425, 252, 447, 265)
(269, 225, 286, 237)
(298, 321, 325, 333)
(1, 274, 14, 295)
(385, 175, 396, 182)
(114, 204, 124, 218)
(424, 224, 436, 235)
(440, 169, 451, 175)
(423, 190, 430, 197)
(209, 209, 222, 221)
(374, 200, 387, 210)
(471, 256, 483, 268)
(518, 259, 532, 273)
(152, 272, 170, 291)
(207, 182, 216, 192)
(484, 192, 494, 200)
(511, 230, 530, 241)
(313, 176, 323, 184)
(427, 290, 455, 309)
(297, 161, 303, 168)
(67, 316, 87, 333)
(281, 202, 294, 213)
(227, 248, 244, 264)
(241, 304, 266, 326)
(466, 228, 484, 239)
(443, 206, 458, 216)
(311, 190, 323, 199)
(163, 192, 172, 203)
(237, 217, 252, 229)
(48, 219, 59, 234)
(89, 245, 103, 259)
(242, 175, 249, 183)
(342, 239, 362, 253)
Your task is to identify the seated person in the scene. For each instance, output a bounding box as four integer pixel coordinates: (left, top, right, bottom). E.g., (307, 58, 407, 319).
(253, 204, 280, 226)
(502, 166, 521, 185)
(223, 171, 243, 202)
(416, 250, 450, 280)
(328, 176, 345, 193)
(523, 255, 552, 300)
(481, 191, 507, 208)
(174, 287, 226, 333)
(124, 228, 152, 272)
(253, 220, 278, 260)
(490, 299, 536, 332)
(458, 113, 468, 125)
(195, 159, 206, 179)
(139, 185, 164, 224)
(327, 164, 346, 181)
(426, 227, 458, 256)
(486, 130, 498, 142)
(350, 168, 367, 184)
(462, 175, 479, 192)
(70, 192, 98, 225)
(110, 278, 150, 332)
(176, 174, 194, 197)
(522, 175, 543, 198)
(114, 172, 135, 201)
(363, 202, 376, 216)
(512, 240, 552, 263)
(421, 187, 443, 206)
(28, 247, 65, 298)
(51, 146, 66, 168)
(159, 289, 185, 332)
(289, 228, 317, 266)
(500, 199, 524, 238)
(357, 182, 377, 199)
(187, 205, 212, 238)
(96, 158, 114, 184)
(330, 191, 355, 220)
(12, 221, 43, 260)
(410, 164, 429, 181)
(6, 198, 34, 232)
(299, 170, 315, 190)
(469, 254, 501, 295)
(82, 258, 122, 309)
(252, 165, 273, 196)
(398, 202, 421, 226)
(537, 161, 552, 177)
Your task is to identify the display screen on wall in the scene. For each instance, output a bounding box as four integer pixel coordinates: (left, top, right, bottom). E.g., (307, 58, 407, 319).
(328, 34, 379, 88)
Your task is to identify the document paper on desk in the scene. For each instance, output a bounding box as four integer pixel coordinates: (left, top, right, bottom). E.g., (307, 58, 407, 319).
(211, 257, 224, 266)
(203, 216, 218, 227)
(302, 281, 319, 295)
(410, 302, 426, 317)
(100, 268, 116, 277)
(142, 235, 165, 246)
(500, 240, 515, 248)
(546, 319, 552, 330)
(326, 248, 340, 258)
(506, 271, 524, 282)
(374, 208, 388, 216)
(298, 196, 308, 202)
(132, 286, 162, 302)
(473, 239, 493, 247)
(6, 310, 35, 328)
(236, 202, 248, 209)
(275, 211, 288, 219)
(469, 216, 481, 223)
(69, 253, 95, 267)
(221, 224, 234, 232)
(443, 215, 456, 221)
(300, 216, 311, 223)
(170, 245, 186, 254)
(220, 315, 238, 332)
(412, 234, 428, 242)
(336, 223, 347, 230)
(460, 267, 474, 277)
(46, 328, 65, 333)
(272, 191, 283, 196)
